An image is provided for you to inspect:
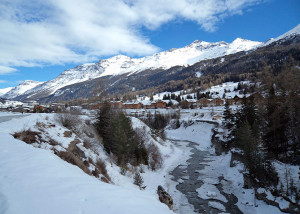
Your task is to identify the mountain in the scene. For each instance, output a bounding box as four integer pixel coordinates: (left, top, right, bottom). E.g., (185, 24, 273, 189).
(2, 24, 300, 102)
(12, 38, 261, 101)
(1, 80, 43, 100)
(0, 87, 13, 97)
(265, 24, 300, 45)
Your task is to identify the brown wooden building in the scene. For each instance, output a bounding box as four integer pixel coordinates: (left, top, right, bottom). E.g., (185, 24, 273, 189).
(110, 101, 123, 109)
(122, 101, 142, 109)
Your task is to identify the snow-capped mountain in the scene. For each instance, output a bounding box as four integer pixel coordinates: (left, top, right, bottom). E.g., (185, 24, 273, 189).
(20, 38, 261, 99)
(0, 87, 13, 97)
(1, 80, 43, 99)
(2, 24, 299, 101)
(265, 24, 300, 45)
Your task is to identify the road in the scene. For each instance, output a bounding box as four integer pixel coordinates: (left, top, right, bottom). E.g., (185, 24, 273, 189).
(0, 114, 29, 123)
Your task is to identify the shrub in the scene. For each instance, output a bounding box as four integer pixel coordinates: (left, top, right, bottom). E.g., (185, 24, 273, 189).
(55, 113, 79, 129)
(13, 129, 42, 144)
(147, 142, 163, 170)
(56, 151, 90, 175)
(95, 158, 111, 182)
(133, 171, 144, 189)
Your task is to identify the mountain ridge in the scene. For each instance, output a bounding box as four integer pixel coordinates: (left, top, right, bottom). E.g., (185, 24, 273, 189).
(1, 24, 299, 101)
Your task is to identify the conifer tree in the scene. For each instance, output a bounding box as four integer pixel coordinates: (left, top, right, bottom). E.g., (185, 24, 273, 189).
(133, 172, 144, 189)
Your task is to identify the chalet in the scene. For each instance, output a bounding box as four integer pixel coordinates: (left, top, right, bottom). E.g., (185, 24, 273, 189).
(50, 103, 66, 112)
(143, 101, 156, 109)
(212, 98, 224, 106)
(122, 101, 142, 109)
(155, 100, 167, 108)
(110, 101, 123, 109)
(197, 98, 212, 107)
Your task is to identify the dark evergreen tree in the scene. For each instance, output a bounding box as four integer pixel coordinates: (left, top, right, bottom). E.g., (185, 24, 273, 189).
(95, 101, 113, 153)
(133, 172, 144, 189)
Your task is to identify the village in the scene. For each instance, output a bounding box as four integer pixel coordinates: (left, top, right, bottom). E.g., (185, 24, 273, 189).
(0, 81, 257, 114)
(0, 94, 247, 113)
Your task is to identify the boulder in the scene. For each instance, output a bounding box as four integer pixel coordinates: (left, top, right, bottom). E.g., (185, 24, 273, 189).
(157, 185, 173, 210)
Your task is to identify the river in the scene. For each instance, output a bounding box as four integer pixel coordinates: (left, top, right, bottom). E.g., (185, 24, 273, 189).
(167, 122, 242, 214)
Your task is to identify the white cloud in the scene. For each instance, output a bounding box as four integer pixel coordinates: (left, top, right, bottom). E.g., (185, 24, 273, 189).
(0, 66, 18, 75)
(0, 0, 264, 69)
(0, 80, 8, 83)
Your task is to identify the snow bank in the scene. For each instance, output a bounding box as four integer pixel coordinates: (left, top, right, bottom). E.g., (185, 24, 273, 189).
(0, 136, 173, 214)
(166, 121, 214, 151)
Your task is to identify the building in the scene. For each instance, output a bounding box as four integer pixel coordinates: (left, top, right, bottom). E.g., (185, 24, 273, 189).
(155, 100, 167, 108)
(110, 101, 123, 109)
(122, 101, 142, 109)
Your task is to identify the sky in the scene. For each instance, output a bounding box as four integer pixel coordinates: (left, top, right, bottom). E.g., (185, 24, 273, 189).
(0, 0, 299, 89)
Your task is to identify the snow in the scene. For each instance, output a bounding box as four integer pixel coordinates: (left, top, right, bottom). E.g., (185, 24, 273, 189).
(166, 121, 215, 151)
(0, 100, 23, 108)
(197, 183, 227, 202)
(265, 24, 300, 45)
(1, 80, 43, 99)
(208, 201, 226, 212)
(0, 137, 173, 214)
(272, 161, 300, 203)
(196, 152, 285, 214)
(15, 38, 262, 99)
(0, 113, 175, 214)
(0, 87, 13, 97)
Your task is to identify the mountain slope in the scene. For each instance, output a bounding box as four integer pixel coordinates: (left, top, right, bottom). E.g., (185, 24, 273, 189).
(265, 24, 300, 45)
(2, 80, 43, 99)
(37, 31, 300, 103)
(0, 87, 13, 97)
(18, 38, 261, 101)
(3, 24, 300, 102)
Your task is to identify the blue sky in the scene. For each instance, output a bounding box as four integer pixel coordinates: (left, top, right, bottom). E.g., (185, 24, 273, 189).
(0, 0, 299, 89)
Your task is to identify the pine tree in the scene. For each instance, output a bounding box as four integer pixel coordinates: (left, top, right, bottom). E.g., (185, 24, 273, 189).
(133, 172, 144, 189)
(223, 100, 233, 130)
(95, 101, 113, 153)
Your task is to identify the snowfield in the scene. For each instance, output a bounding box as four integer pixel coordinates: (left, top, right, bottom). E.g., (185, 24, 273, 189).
(0, 113, 175, 214)
(0, 136, 173, 214)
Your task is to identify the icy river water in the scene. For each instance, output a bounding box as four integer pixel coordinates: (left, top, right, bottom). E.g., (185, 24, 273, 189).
(168, 123, 243, 214)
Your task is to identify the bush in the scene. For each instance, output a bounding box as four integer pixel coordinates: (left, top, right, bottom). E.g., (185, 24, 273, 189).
(55, 113, 79, 129)
(133, 171, 144, 189)
(56, 151, 90, 175)
(147, 142, 163, 170)
(13, 129, 42, 144)
(95, 158, 111, 182)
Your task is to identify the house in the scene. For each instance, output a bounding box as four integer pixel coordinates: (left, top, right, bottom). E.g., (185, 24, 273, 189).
(144, 101, 157, 109)
(122, 101, 142, 109)
(110, 101, 123, 109)
(212, 98, 224, 106)
(155, 100, 167, 108)
(197, 98, 212, 107)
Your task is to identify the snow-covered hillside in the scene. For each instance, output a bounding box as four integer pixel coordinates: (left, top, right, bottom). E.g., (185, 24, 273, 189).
(1, 24, 299, 101)
(0, 87, 13, 97)
(265, 24, 300, 45)
(1, 80, 43, 99)
(19, 38, 261, 99)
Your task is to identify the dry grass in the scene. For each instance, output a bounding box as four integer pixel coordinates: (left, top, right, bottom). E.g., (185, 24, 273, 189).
(63, 131, 72, 138)
(55, 113, 79, 129)
(95, 158, 111, 182)
(13, 129, 42, 144)
(56, 151, 90, 175)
